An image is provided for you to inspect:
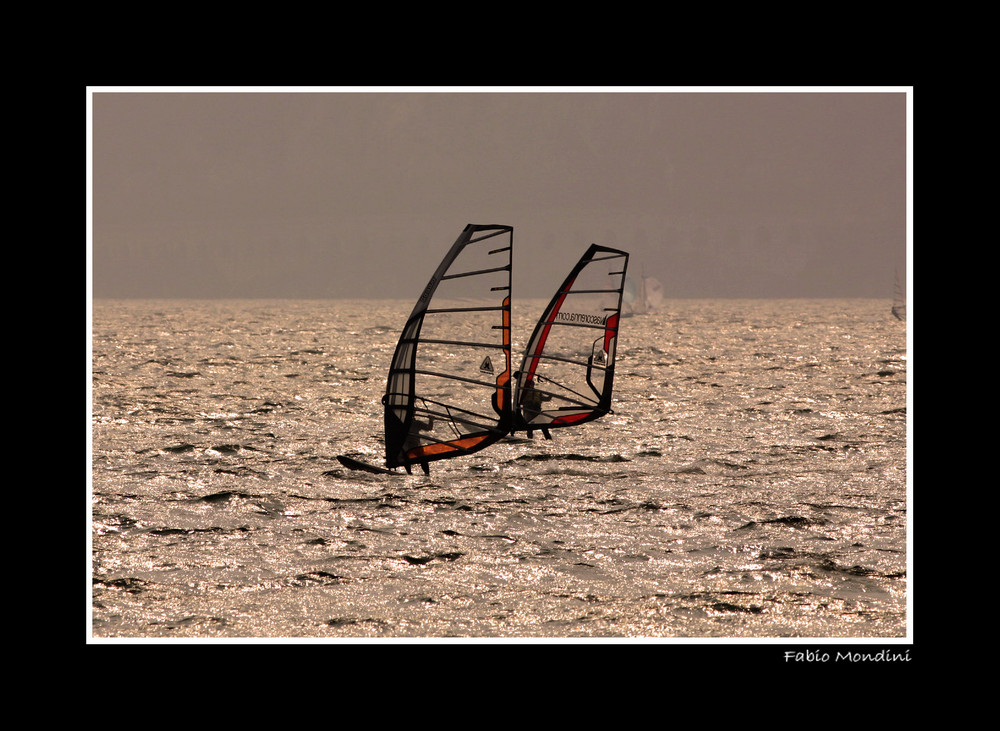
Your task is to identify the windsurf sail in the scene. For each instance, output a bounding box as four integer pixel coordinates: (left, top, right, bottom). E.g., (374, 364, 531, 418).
(382, 224, 513, 474)
(513, 244, 628, 436)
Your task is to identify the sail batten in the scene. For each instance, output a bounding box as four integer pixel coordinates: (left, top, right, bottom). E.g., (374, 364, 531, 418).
(441, 264, 511, 280)
(425, 306, 506, 314)
(410, 405, 501, 427)
(410, 338, 509, 349)
(412, 368, 506, 390)
(525, 352, 609, 370)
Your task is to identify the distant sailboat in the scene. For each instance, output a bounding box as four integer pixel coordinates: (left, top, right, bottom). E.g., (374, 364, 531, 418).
(892, 269, 906, 321)
(622, 271, 663, 316)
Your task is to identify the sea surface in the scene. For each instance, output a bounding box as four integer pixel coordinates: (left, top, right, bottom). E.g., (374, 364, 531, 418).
(90, 298, 909, 642)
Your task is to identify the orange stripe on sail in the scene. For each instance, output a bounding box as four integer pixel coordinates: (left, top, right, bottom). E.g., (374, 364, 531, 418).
(406, 434, 490, 460)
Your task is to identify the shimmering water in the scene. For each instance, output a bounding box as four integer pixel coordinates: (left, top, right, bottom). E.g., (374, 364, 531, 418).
(90, 297, 908, 641)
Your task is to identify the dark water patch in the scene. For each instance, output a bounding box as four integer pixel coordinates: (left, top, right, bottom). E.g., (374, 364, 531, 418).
(512, 453, 629, 464)
(326, 617, 388, 628)
(308, 493, 409, 510)
(213, 466, 269, 478)
(162, 443, 197, 453)
(94, 513, 140, 532)
(147, 525, 255, 536)
(151, 615, 228, 631)
(801, 501, 858, 510)
(292, 570, 343, 585)
(638, 500, 667, 511)
(763, 515, 827, 528)
(322, 468, 357, 478)
(712, 601, 763, 614)
(93, 577, 149, 594)
(679, 590, 766, 614)
(152, 416, 198, 425)
(814, 558, 879, 577)
(424, 496, 466, 508)
(165, 370, 201, 378)
(588, 498, 667, 515)
(677, 458, 748, 475)
(198, 490, 255, 503)
(767, 443, 837, 456)
(401, 594, 439, 605)
(677, 464, 707, 475)
(754, 549, 893, 583)
(810, 434, 874, 452)
(590, 503, 630, 515)
(348, 523, 398, 536)
(322, 466, 410, 480)
(441, 529, 517, 543)
(737, 515, 827, 532)
(402, 551, 464, 565)
(326, 617, 356, 627)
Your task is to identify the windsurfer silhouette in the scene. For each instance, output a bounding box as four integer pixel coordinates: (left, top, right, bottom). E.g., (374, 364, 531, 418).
(521, 377, 552, 440)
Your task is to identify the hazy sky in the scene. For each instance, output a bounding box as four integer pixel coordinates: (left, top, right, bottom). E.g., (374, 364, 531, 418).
(89, 88, 909, 299)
